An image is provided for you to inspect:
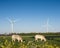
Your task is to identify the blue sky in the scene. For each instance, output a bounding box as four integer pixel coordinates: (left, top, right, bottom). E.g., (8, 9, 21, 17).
(0, 0, 60, 33)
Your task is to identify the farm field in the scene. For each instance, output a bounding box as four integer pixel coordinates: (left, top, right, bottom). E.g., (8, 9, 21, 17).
(0, 33, 60, 48)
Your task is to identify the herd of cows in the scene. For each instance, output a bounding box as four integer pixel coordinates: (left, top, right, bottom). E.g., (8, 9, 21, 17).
(12, 34, 47, 42)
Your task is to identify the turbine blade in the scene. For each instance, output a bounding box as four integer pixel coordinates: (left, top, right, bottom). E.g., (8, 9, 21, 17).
(7, 18, 12, 23)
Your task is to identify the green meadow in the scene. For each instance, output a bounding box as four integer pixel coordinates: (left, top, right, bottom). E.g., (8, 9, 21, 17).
(0, 33, 60, 48)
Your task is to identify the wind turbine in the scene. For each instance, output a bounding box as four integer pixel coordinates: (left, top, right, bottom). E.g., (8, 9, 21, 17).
(41, 18, 53, 33)
(8, 18, 18, 33)
(46, 18, 49, 33)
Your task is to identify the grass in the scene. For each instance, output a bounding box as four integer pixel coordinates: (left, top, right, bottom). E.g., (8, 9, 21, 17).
(0, 33, 60, 48)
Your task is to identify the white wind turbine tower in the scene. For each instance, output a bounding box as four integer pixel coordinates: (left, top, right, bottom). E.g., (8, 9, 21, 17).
(41, 18, 53, 33)
(46, 18, 49, 33)
(8, 18, 17, 33)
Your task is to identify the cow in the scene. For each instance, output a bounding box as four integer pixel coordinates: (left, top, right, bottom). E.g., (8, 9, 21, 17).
(35, 34, 46, 42)
(12, 35, 23, 42)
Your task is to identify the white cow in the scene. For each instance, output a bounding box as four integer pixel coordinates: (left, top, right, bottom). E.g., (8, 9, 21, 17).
(35, 35, 46, 42)
(12, 35, 23, 42)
